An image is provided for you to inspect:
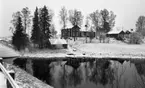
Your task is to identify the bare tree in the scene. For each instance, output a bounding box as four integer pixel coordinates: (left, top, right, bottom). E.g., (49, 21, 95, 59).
(69, 9, 83, 27)
(59, 6, 68, 29)
(109, 11, 116, 29)
(11, 11, 22, 29)
(21, 7, 32, 34)
(136, 16, 145, 36)
(50, 24, 57, 38)
(100, 9, 116, 33)
(89, 10, 102, 38)
(100, 9, 110, 33)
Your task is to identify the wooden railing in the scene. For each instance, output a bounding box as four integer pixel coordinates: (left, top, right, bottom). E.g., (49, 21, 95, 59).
(0, 58, 19, 88)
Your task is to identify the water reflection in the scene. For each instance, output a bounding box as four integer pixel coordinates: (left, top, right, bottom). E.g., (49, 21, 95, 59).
(89, 60, 114, 86)
(12, 58, 145, 88)
(133, 60, 145, 88)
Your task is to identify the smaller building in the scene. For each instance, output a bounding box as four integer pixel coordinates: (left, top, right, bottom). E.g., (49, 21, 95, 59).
(107, 30, 124, 38)
(107, 29, 132, 40)
(49, 39, 67, 49)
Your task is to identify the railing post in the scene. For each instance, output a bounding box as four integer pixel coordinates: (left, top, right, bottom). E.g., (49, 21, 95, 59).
(0, 58, 2, 71)
(7, 70, 15, 88)
(0, 58, 2, 63)
(0, 58, 18, 88)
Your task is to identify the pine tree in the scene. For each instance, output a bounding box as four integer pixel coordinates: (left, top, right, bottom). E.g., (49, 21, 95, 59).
(39, 6, 52, 48)
(31, 7, 41, 48)
(12, 16, 29, 50)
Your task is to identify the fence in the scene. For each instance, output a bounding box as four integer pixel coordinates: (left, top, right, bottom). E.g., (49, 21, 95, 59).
(0, 58, 19, 88)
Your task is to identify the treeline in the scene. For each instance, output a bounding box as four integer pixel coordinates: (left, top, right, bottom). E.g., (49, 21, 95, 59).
(128, 16, 145, 44)
(59, 7, 116, 38)
(11, 6, 56, 50)
(11, 6, 116, 50)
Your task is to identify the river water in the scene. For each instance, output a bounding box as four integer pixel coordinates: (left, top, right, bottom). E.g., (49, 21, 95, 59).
(12, 58, 145, 88)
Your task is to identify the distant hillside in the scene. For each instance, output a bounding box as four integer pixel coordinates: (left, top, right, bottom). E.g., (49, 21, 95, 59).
(0, 37, 14, 49)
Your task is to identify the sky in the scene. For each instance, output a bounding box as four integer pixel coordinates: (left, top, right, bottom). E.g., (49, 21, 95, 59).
(0, 0, 145, 37)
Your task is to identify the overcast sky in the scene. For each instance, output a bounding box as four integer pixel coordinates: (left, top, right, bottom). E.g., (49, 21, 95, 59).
(0, 0, 145, 37)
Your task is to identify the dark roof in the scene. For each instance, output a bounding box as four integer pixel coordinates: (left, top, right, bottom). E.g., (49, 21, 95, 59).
(125, 30, 131, 34)
(119, 30, 125, 34)
(61, 25, 80, 31)
(107, 30, 123, 34)
(72, 25, 80, 30)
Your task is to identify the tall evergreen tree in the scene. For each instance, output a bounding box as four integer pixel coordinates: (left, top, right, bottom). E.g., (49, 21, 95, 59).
(31, 7, 41, 48)
(12, 16, 29, 50)
(39, 6, 52, 48)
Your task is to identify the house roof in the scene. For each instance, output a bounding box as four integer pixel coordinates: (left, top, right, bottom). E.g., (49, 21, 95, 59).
(61, 25, 80, 31)
(72, 25, 81, 30)
(107, 29, 133, 35)
(107, 30, 124, 34)
(125, 30, 131, 34)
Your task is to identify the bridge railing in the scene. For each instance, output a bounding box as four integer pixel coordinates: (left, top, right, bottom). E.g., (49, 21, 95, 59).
(0, 58, 19, 88)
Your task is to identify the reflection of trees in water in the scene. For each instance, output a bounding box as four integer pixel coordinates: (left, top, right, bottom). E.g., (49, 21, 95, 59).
(135, 63, 145, 76)
(84, 60, 95, 81)
(113, 61, 127, 88)
(58, 62, 83, 88)
(13, 58, 27, 70)
(68, 67, 83, 87)
(134, 62, 145, 88)
(32, 60, 52, 85)
(89, 60, 115, 86)
(59, 64, 68, 88)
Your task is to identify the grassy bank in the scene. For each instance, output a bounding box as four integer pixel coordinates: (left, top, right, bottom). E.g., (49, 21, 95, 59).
(6, 63, 53, 88)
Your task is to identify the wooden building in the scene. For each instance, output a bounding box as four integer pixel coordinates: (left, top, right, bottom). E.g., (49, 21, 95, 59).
(107, 29, 132, 40)
(61, 25, 95, 38)
(61, 25, 80, 38)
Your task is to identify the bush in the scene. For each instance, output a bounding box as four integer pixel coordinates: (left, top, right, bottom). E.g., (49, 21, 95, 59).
(129, 32, 143, 44)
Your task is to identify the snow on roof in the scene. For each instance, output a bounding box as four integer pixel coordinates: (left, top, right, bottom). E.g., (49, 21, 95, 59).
(49, 39, 67, 45)
(107, 30, 122, 34)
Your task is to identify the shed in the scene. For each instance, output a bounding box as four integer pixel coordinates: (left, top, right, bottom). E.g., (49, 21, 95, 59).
(107, 29, 127, 40)
(107, 30, 123, 37)
(49, 39, 68, 49)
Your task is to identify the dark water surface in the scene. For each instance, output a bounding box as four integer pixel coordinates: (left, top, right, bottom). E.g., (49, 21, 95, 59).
(10, 58, 145, 88)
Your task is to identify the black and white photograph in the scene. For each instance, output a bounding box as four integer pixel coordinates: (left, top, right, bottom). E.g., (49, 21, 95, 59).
(0, 0, 145, 88)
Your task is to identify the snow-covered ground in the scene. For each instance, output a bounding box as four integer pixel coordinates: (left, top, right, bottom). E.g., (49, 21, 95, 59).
(2, 37, 145, 59)
(68, 38, 145, 59)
